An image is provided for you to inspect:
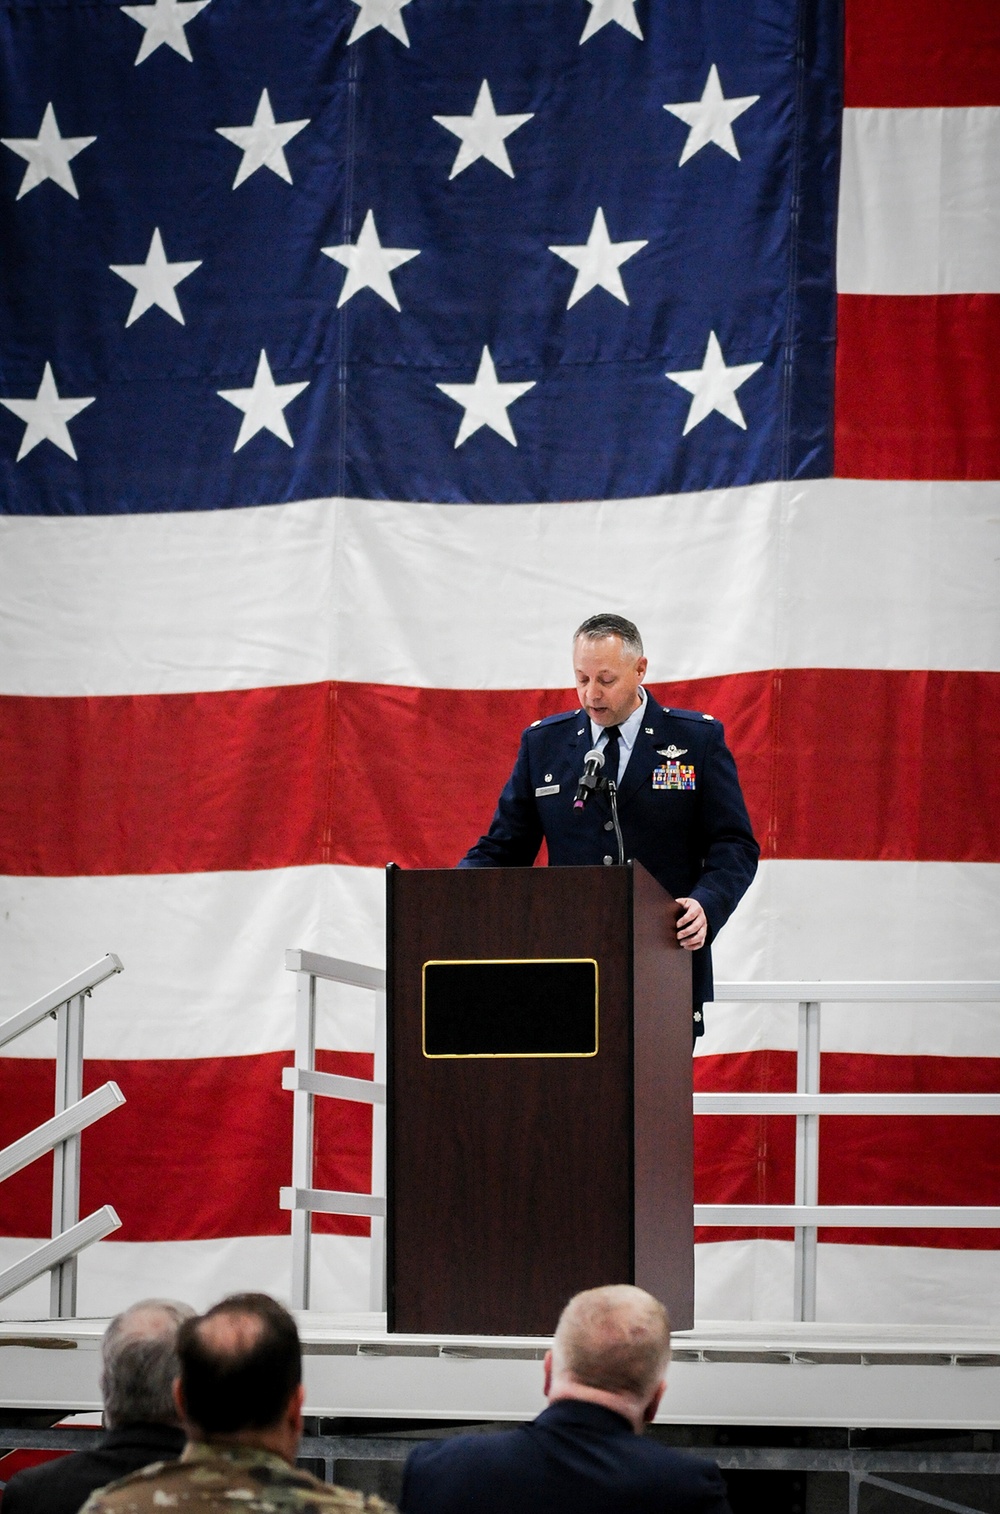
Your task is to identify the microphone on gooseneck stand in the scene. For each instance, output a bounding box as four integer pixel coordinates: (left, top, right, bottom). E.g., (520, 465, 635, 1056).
(573, 747, 606, 809)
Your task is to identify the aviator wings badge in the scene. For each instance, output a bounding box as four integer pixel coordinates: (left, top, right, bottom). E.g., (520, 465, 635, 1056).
(657, 744, 688, 759)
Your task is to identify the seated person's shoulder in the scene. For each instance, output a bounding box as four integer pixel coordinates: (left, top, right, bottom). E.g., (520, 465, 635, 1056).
(402, 1427, 539, 1512)
(1, 1455, 84, 1514)
(82, 1459, 396, 1514)
(635, 1440, 730, 1506)
(403, 1428, 522, 1490)
(407, 1428, 519, 1467)
(323, 1495, 394, 1514)
(78, 1459, 178, 1514)
(286, 1469, 395, 1514)
(245, 1456, 395, 1512)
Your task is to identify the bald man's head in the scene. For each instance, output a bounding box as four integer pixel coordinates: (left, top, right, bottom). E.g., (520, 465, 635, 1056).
(177, 1293, 301, 1437)
(551, 1285, 670, 1402)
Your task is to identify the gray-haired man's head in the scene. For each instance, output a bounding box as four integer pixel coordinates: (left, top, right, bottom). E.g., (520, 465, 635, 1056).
(100, 1299, 195, 1429)
(572, 615, 648, 730)
(573, 614, 644, 661)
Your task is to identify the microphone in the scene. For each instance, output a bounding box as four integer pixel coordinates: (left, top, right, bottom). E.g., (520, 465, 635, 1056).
(573, 746, 605, 809)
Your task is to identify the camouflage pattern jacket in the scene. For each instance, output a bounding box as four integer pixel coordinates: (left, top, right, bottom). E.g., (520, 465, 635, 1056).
(78, 1441, 394, 1514)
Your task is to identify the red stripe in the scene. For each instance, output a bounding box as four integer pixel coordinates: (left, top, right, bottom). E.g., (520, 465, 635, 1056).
(2, 1050, 995, 1249)
(845, 0, 1000, 107)
(694, 1052, 1000, 1249)
(695, 1050, 797, 1244)
(1, 670, 998, 875)
(0, 685, 333, 877)
(835, 295, 1000, 481)
(817, 1053, 1000, 1246)
(0, 1052, 373, 1242)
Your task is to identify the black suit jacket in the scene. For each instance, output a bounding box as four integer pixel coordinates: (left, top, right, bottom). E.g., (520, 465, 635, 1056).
(400, 1399, 732, 1514)
(460, 693, 759, 1020)
(2, 1424, 184, 1514)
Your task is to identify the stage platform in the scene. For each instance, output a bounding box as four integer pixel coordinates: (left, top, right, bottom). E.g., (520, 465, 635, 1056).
(2, 1314, 999, 1431)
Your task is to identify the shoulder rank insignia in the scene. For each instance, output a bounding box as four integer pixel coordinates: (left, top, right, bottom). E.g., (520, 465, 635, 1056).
(657, 745, 688, 759)
(653, 762, 696, 791)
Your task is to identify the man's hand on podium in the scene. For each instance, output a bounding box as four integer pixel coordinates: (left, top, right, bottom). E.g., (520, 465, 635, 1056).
(675, 897, 707, 951)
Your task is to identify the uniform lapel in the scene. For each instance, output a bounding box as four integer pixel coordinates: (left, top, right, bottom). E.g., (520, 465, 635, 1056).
(614, 693, 666, 809)
(564, 710, 593, 786)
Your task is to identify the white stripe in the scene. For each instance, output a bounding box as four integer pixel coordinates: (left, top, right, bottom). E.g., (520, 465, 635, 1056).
(1, 480, 998, 695)
(838, 107, 1000, 294)
(1, 862, 998, 1062)
(695, 1240, 1000, 1326)
(3, 1235, 995, 1334)
(0, 866, 385, 1060)
(706, 860, 1000, 1057)
(0, 1234, 369, 1324)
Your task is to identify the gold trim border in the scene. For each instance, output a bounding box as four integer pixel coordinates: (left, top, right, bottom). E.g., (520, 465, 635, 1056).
(421, 957, 599, 1060)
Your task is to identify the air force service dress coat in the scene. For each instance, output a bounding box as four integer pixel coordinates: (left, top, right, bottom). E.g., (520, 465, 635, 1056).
(400, 1398, 732, 1514)
(459, 692, 759, 1023)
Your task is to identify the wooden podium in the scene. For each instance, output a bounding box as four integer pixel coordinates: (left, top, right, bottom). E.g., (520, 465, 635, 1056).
(386, 862, 694, 1336)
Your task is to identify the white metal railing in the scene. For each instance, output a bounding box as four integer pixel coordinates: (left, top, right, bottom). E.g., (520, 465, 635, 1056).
(283, 970, 1000, 1326)
(0, 955, 126, 1316)
(280, 950, 386, 1311)
(694, 982, 1000, 1321)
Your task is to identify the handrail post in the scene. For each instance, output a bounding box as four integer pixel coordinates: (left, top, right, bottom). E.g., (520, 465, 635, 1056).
(50, 991, 85, 1317)
(369, 989, 387, 1313)
(792, 1000, 821, 1322)
(282, 949, 388, 1315)
(290, 970, 316, 1310)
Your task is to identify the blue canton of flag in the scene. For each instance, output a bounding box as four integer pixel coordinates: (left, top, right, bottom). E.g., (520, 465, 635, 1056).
(0, 0, 841, 515)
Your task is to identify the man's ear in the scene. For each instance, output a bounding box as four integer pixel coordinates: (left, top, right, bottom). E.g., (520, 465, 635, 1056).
(543, 1350, 553, 1399)
(636, 656, 648, 681)
(172, 1379, 187, 1423)
(641, 1379, 666, 1425)
(286, 1382, 305, 1430)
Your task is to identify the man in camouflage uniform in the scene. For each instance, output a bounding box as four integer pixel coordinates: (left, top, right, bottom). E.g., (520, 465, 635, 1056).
(80, 1293, 392, 1514)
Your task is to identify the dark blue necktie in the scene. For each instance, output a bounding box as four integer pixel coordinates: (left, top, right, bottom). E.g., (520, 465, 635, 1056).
(602, 725, 622, 788)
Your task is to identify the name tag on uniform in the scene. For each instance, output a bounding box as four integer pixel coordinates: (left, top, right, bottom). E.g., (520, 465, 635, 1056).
(535, 784, 560, 797)
(652, 763, 696, 791)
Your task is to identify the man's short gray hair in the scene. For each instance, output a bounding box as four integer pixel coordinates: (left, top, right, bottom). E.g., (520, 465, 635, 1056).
(552, 1284, 670, 1401)
(573, 614, 644, 659)
(100, 1299, 195, 1429)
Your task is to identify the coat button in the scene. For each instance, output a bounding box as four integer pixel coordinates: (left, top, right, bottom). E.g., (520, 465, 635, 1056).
(603, 855, 614, 865)
(693, 1010, 703, 1022)
(604, 820, 614, 831)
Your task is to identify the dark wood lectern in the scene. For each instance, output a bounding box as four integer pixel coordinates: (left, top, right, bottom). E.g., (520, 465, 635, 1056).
(387, 862, 694, 1336)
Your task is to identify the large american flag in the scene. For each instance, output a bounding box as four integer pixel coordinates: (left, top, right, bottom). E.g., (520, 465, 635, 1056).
(1, 0, 998, 1323)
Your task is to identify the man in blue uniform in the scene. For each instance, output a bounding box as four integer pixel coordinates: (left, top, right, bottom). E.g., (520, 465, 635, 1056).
(460, 614, 758, 1034)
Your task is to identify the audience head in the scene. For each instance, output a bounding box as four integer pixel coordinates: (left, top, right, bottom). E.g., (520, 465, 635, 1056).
(100, 1299, 194, 1430)
(175, 1293, 304, 1461)
(545, 1284, 671, 1430)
